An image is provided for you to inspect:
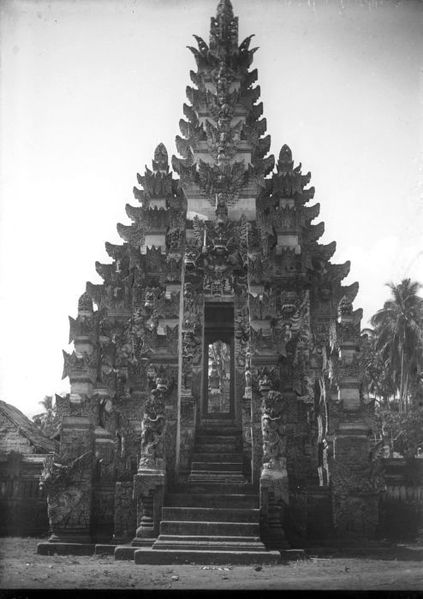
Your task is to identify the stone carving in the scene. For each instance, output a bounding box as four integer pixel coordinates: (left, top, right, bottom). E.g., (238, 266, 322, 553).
(40, 452, 93, 532)
(331, 456, 385, 536)
(46, 0, 381, 552)
(261, 391, 287, 471)
(139, 381, 168, 471)
(113, 481, 136, 542)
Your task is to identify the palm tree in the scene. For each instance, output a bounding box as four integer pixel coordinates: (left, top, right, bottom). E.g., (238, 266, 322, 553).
(370, 279, 423, 412)
(359, 329, 396, 405)
(39, 395, 54, 414)
(32, 395, 58, 437)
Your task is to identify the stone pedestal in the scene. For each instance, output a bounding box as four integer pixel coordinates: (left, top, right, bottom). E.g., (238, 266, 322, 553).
(177, 392, 196, 477)
(331, 425, 381, 538)
(113, 481, 136, 543)
(132, 470, 165, 544)
(260, 462, 290, 549)
(43, 417, 95, 544)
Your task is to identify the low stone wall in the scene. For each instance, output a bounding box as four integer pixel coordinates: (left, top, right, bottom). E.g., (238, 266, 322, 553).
(378, 458, 423, 540)
(285, 486, 334, 544)
(0, 452, 49, 536)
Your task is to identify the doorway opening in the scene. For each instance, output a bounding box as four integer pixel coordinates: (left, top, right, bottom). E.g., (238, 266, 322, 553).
(203, 304, 234, 420)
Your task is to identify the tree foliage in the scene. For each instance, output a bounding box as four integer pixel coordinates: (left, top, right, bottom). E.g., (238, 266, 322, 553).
(362, 279, 423, 457)
(32, 395, 59, 438)
(369, 278, 423, 411)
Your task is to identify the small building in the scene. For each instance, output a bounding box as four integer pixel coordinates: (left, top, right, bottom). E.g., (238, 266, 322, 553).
(0, 400, 57, 536)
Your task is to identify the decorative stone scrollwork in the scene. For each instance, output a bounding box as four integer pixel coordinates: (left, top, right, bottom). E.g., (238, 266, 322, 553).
(39, 452, 93, 534)
(134, 365, 170, 541)
(261, 390, 287, 471)
(139, 388, 167, 471)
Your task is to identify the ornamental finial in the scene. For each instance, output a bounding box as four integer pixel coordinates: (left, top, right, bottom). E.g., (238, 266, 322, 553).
(78, 291, 93, 314)
(152, 143, 169, 174)
(210, 0, 238, 55)
(216, 0, 234, 19)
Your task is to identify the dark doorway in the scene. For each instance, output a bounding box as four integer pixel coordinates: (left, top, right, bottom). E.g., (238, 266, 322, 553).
(203, 304, 234, 420)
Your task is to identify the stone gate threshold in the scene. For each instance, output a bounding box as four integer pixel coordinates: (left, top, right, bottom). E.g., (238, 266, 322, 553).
(37, 539, 421, 564)
(37, 541, 307, 564)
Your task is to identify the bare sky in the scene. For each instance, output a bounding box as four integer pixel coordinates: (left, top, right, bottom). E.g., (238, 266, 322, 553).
(1, 0, 422, 416)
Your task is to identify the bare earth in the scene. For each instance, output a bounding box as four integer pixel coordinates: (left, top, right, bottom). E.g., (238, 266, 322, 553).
(0, 537, 422, 590)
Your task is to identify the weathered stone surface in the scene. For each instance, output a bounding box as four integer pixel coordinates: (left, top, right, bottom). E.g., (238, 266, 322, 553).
(40, 0, 382, 560)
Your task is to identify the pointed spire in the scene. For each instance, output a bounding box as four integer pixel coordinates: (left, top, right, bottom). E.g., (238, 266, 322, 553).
(210, 0, 238, 56)
(78, 292, 93, 314)
(152, 143, 169, 174)
(278, 145, 294, 173)
(216, 0, 234, 19)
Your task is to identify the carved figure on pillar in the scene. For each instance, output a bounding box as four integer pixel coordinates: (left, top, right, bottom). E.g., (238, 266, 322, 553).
(139, 381, 168, 471)
(40, 452, 93, 543)
(259, 379, 289, 549)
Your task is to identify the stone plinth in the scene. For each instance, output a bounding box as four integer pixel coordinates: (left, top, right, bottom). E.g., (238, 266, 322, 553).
(133, 470, 166, 543)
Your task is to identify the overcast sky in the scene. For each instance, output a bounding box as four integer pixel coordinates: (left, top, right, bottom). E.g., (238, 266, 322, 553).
(1, 0, 422, 417)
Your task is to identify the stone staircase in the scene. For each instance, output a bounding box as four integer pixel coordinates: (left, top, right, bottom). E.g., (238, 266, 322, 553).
(128, 420, 280, 564)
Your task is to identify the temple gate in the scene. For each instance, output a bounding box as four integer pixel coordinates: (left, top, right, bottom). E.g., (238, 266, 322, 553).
(38, 0, 383, 564)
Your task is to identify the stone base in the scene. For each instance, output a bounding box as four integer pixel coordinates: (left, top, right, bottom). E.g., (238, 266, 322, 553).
(37, 542, 95, 556)
(134, 548, 281, 565)
(48, 531, 92, 544)
(37, 542, 120, 556)
(95, 544, 117, 555)
(114, 545, 137, 560)
(131, 537, 156, 547)
(261, 529, 290, 551)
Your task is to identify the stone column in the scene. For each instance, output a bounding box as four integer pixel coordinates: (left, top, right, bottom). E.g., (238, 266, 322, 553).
(258, 375, 290, 549)
(41, 417, 95, 543)
(330, 302, 382, 538)
(177, 271, 203, 477)
(132, 380, 168, 546)
(133, 471, 165, 544)
(113, 481, 137, 543)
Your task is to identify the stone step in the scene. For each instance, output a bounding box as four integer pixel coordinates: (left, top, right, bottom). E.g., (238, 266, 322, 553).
(134, 548, 281, 565)
(165, 493, 258, 509)
(152, 539, 267, 552)
(194, 443, 240, 452)
(160, 520, 259, 536)
(158, 535, 262, 544)
(196, 435, 241, 444)
(191, 461, 243, 472)
(191, 452, 243, 462)
(197, 428, 241, 436)
(199, 420, 237, 426)
(162, 507, 259, 523)
(188, 473, 246, 483)
(172, 482, 256, 494)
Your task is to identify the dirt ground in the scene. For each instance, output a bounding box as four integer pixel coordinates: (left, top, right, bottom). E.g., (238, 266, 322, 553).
(0, 537, 422, 590)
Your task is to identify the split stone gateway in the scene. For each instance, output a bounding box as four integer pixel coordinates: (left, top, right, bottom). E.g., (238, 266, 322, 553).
(38, 0, 383, 564)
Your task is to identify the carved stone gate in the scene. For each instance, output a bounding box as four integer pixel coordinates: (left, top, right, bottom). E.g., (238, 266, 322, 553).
(38, 0, 383, 558)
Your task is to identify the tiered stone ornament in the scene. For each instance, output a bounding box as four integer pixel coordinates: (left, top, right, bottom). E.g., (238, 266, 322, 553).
(39, 0, 382, 558)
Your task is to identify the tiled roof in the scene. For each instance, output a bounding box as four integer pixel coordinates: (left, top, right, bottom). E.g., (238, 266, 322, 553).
(0, 400, 57, 454)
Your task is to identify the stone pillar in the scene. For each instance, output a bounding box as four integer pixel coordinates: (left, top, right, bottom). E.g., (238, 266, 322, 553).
(132, 379, 168, 546)
(177, 270, 203, 477)
(250, 376, 263, 487)
(331, 424, 381, 537)
(113, 481, 136, 543)
(330, 302, 382, 538)
(235, 288, 251, 477)
(133, 471, 165, 544)
(241, 355, 253, 479)
(41, 417, 95, 543)
(258, 375, 290, 549)
(178, 391, 196, 477)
